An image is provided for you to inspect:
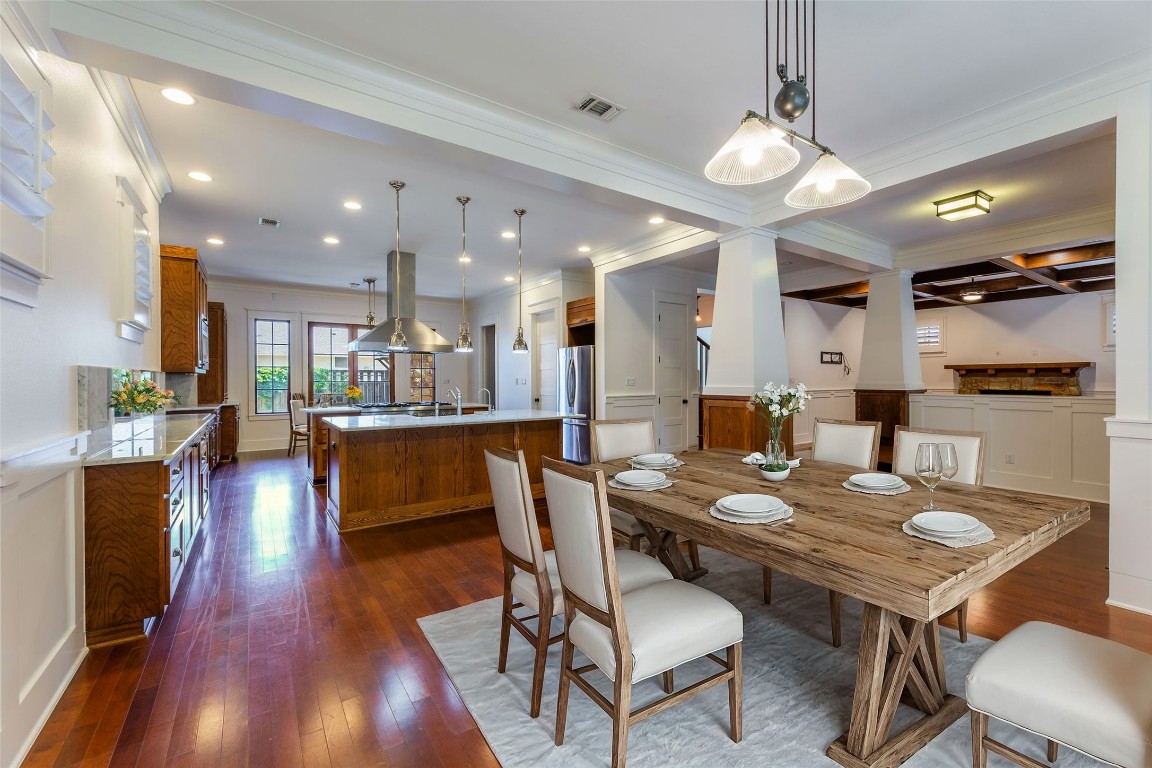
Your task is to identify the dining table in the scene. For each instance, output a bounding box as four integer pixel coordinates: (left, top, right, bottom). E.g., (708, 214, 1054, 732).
(592, 449, 1090, 768)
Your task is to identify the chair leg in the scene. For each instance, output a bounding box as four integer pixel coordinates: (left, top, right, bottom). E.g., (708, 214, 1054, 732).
(957, 599, 969, 643)
(497, 584, 513, 674)
(555, 633, 575, 746)
(762, 567, 773, 604)
(829, 590, 843, 648)
(611, 675, 633, 768)
(727, 642, 743, 743)
(661, 669, 674, 694)
(687, 539, 702, 571)
(970, 710, 987, 768)
(1047, 739, 1058, 762)
(629, 534, 642, 552)
(529, 612, 551, 718)
(286, 434, 294, 457)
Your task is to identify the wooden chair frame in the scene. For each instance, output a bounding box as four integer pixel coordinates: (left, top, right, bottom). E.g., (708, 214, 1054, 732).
(489, 447, 563, 718)
(287, 396, 308, 457)
(970, 710, 1059, 768)
(590, 418, 703, 575)
(543, 458, 741, 768)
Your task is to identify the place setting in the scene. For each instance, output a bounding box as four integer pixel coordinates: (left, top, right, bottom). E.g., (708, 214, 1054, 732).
(903, 510, 995, 548)
(608, 468, 675, 492)
(709, 493, 794, 525)
(629, 452, 684, 471)
(841, 472, 911, 495)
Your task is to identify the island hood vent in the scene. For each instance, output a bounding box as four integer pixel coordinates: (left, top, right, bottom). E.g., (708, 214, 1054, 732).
(349, 249, 453, 354)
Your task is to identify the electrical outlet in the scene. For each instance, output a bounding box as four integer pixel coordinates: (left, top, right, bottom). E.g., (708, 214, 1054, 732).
(1005, 453, 1016, 465)
(626, 377, 636, 387)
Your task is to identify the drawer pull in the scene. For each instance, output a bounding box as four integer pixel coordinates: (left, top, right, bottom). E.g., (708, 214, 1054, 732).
(172, 547, 183, 558)
(171, 464, 182, 477)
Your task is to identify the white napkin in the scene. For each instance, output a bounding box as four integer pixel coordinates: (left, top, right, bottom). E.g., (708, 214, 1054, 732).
(742, 452, 766, 465)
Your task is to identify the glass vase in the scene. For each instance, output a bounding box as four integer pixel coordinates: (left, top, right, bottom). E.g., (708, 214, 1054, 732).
(764, 419, 788, 471)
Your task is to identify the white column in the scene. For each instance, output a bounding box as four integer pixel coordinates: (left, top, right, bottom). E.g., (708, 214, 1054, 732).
(1107, 81, 1152, 615)
(855, 270, 925, 391)
(703, 227, 787, 395)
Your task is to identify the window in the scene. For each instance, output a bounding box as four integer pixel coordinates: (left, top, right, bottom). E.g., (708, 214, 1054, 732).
(1102, 295, 1116, 350)
(254, 318, 290, 414)
(916, 311, 946, 356)
(307, 322, 392, 405)
(408, 353, 436, 402)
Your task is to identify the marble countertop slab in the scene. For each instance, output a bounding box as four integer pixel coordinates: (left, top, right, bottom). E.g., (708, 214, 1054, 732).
(85, 414, 213, 465)
(324, 409, 576, 431)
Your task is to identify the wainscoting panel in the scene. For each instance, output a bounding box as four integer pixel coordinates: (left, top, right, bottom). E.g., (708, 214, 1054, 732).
(603, 395, 657, 423)
(0, 434, 89, 768)
(910, 394, 1112, 502)
(792, 390, 855, 450)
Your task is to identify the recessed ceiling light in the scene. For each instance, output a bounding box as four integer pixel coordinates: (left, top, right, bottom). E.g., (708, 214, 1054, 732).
(458, 255, 472, 263)
(205, 237, 224, 245)
(161, 88, 196, 105)
(501, 231, 516, 239)
(323, 236, 340, 245)
(188, 171, 213, 182)
(577, 246, 591, 253)
(504, 275, 515, 282)
(648, 216, 665, 224)
(343, 201, 362, 210)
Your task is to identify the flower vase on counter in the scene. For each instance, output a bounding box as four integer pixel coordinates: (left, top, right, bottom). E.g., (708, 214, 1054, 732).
(748, 381, 811, 481)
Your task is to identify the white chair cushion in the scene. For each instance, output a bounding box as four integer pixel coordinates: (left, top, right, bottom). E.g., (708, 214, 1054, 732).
(812, 421, 877, 469)
(609, 508, 646, 537)
(510, 549, 673, 618)
(966, 621, 1152, 768)
(568, 579, 743, 684)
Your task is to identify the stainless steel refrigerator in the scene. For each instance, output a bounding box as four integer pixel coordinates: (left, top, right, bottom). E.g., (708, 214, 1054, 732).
(557, 345, 594, 464)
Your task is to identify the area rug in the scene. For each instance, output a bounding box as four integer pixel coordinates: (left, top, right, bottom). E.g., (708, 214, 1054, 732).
(419, 549, 1097, 767)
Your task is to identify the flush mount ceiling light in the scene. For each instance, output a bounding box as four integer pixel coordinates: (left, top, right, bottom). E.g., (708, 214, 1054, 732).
(161, 88, 195, 105)
(706, 0, 870, 209)
(959, 277, 987, 302)
(455, 196, 474, 353)
(386, 180, 409, 352)
(934, 190, 994, 222)
(511, 209, 529, 355)
(187, 171, 212, 182)
(343, 201, 362, 210)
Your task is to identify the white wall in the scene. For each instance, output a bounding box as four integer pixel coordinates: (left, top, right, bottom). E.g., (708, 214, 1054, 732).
(916, 292, 1116, 394)
(207, 279, 471, 452)
(783, 298, 864, 391)
(0, 41, 161, 768)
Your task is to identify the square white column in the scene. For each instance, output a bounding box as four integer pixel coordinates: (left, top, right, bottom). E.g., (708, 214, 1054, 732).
(856, 270, 925, 391)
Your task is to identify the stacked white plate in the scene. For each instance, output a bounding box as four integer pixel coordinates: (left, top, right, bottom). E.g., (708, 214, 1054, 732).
(630, 453, 683, 470)
(610, 469, 673, 491)
(710, 493, 792, 524)
(845, 472, 909, 493)
(909, 511, 980, 538)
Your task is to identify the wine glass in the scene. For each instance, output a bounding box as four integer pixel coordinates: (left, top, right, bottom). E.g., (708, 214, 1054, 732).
(915, 443, 943, 511)
(939, 443, 959, 485)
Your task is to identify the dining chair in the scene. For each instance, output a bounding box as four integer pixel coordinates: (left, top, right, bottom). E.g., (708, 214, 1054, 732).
(542, 457, 743, 767)
(764, 417, 881, 647)
(589, 418, 701, 571)
(891, 425, 987, 642)
(287, 397, 308, 457)
(485, 448, 673, 718)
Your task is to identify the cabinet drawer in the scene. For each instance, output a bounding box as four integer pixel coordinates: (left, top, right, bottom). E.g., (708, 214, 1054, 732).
(167, 511, 187, 596)
(169, 456, 186, 489)
(168, 482, 187, 526)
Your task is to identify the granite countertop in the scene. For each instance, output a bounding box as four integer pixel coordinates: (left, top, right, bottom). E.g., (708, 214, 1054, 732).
(164, 402, 240, 413)
(86, 414, 213, 465)
(302, 405, 360, 414)
(324, 409, 575, 431)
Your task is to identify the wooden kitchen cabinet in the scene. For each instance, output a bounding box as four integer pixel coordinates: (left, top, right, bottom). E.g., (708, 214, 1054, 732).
(218, 403, 239, 462)
(160, 244, 210, 374)
(566, 295, 595, 346)
(197, 302, 228, 403)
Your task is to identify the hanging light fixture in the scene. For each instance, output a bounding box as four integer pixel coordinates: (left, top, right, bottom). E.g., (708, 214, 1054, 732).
(959, 278, 987, 302)
(511, 208, 529, 355)
(454, 196, 474, 352)
(705, 0, 870, 209)
(387, 180, 409, 351)
(362, 277, 377, 326)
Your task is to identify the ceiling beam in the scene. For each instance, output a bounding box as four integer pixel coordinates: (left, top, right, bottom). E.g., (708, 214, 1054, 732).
(1023, 242, 1115, 269)
(790, 281, 871, 302)
(912, 289, 966, 306)
(911, 261, 1006, 284)
(1073, 278, 1116, 293)
(1050, 262, 1116, 281)
(993, 256, 1079, 294)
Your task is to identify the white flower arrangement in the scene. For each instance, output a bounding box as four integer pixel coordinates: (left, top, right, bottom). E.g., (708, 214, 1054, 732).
(748, 382, 812, 470)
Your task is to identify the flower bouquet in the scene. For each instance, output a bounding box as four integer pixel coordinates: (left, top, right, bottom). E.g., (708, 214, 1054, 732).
(109, 373, 180, 416)
(345, 384, 363, 403)
(747, 382, 811, 472)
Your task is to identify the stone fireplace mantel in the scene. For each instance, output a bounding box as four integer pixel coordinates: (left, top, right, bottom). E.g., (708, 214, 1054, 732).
(944, 362, 1094, 396)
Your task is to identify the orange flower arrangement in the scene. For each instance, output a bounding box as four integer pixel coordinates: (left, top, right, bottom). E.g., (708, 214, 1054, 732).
(345, 384, 363, 402)
(110, 374, 179, 415)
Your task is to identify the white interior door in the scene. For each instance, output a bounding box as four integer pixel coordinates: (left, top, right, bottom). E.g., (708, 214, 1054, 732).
(656, 300, 688, 452)
(533, 309, 557, 411)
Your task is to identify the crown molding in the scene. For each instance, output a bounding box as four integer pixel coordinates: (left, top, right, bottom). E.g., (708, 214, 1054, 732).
(779, 265, 870, 295)
(777, 220, 895, 270)
(3, 1, 63, 60)
(88, 69, 172, 202)
(208, 274, 463, 305)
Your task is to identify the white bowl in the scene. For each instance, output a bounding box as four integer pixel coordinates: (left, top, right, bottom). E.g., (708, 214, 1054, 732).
(760, 468, 791, 482)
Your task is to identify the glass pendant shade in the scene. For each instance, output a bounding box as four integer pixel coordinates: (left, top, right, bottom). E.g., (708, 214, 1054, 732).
(512, 328, 529, 354)
(387, 320, 408, 352)
(705, 118, 801, 185)
(784, 152, 871, 209)
(456, 323, 473, 352)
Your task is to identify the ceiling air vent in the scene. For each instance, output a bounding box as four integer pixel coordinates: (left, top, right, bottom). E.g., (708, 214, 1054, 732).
(575, 93, 626, 121)
(258, 217, 281, 228)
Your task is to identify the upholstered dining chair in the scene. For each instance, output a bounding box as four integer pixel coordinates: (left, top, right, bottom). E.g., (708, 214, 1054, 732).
(892, 425, 987, 642)
(764, 417, 882, 647)
(589, 418, 701, 572)
(542, 457, 743, 767)
(287, 396, 308, 457)
(485, 448, 672, 718)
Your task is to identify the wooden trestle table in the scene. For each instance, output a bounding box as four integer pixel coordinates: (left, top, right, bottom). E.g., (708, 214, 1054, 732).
(592, 450, 1089, 768)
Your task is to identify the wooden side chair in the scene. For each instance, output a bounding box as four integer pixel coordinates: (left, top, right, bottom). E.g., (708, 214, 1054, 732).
(542, 457, 743, 768)
(287, 396, 308, 457)
(589, 418, 702, 572)
(485, 448, 672, 718)
(764, 417, 882, 648)
(892, 425, 987, 642)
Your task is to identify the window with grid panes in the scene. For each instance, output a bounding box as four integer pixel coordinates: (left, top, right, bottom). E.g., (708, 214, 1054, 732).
(308, 323, 392, 404)
(408, 353, 436, 402)
(254, 318, 290, 413)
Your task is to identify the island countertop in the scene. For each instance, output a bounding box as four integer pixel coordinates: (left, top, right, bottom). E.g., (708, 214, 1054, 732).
(323, 409, 577, 431)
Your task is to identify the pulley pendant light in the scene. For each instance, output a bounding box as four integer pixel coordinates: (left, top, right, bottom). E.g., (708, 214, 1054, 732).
(387, 180, 409, 352)
(705, 0, 870, 209)
(511, 209, 529, 355)
(455, 196, 474, 352)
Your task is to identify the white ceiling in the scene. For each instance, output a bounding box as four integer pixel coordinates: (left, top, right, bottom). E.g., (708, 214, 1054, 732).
(103, 0, 1150, 298)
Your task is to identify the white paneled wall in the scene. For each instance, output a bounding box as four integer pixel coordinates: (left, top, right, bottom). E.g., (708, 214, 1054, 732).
(0, 434, 89, 768)
(910, 394, 1113, 502)
(792, 389, 857, 449)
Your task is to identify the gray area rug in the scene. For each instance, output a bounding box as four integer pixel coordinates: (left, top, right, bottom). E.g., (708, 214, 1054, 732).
(419, 548, 1097, 767)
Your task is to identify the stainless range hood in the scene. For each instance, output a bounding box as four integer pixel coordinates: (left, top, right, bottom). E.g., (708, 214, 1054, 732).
(349, 249, 453, 354)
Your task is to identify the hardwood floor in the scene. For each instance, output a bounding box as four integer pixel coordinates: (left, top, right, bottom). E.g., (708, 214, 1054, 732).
(25, 452, 1151, 767)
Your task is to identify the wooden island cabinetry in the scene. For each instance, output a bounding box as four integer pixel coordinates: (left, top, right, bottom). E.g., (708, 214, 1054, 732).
(160, 244, 209, 374)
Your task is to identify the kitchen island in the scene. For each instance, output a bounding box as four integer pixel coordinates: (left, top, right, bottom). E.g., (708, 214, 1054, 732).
(324, 410, 566, 532)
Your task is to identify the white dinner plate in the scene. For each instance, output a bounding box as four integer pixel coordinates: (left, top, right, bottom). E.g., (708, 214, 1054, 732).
(848, 473, 904, 489)
(717, 494, 784, 515)
(614, 470, 667, 486)
(911, 511, 980, 535)
(633, 453, 675, 465)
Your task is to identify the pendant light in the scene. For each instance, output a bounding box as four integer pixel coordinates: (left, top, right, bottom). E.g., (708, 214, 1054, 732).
(959, 278, 987, 302)
(362, 277, 377, 326)
(511, 208, 529, 355)
(705, 0, 870, 209)
(387, 180, 409, 352)
(455, 196, 474, 352)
